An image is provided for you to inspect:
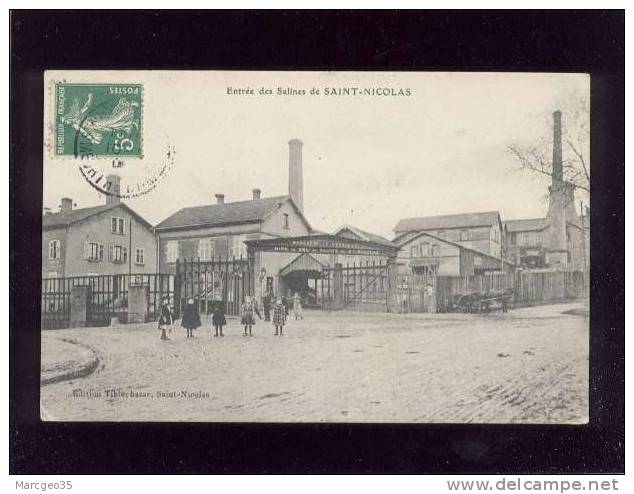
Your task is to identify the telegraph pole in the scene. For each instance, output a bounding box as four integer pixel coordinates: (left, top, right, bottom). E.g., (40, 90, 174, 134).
(580, 201, 588, 302)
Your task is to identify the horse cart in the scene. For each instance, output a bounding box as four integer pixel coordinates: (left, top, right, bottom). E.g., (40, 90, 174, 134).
(448, 288, 514, 313)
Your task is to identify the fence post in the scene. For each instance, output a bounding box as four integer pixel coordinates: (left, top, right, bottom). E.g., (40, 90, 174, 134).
(70, 285, 89, 328)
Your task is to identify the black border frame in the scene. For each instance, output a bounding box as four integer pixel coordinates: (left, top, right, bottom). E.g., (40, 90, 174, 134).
(10, 10, 625, 474)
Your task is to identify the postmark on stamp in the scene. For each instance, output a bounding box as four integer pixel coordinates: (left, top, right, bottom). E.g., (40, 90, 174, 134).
(55, 83, 143, 157)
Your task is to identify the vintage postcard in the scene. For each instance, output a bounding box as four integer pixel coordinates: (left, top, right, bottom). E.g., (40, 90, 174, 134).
(40, 71, 589, 423)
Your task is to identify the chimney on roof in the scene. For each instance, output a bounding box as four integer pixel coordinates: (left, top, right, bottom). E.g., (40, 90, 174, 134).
(252, 188, 261, 200)
(43, 207, 52, 216)
(215, 193, 225, 204)
(288, 138, 303, 212)
(60, 197, 73, 213)
(105, 174, 121, 205)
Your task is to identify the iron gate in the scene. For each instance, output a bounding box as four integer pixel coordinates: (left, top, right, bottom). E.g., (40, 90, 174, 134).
(174, 256, 253, 318)
(41, 273, 175, 329)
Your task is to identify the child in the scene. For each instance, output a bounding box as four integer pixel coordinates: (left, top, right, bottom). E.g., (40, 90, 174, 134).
(272, 297, 286, 336)
(181, 298, 201, 338)
(292, 292, 304, 320)
(157, 297, 173, 341)
(211, 300, 226, 337)
(240, 296, 257, 336)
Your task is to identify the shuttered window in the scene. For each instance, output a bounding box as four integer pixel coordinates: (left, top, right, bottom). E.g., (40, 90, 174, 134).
(48, 239, 60, 260)
(109, 245, 128, 263)
(83, 242, 104, 261)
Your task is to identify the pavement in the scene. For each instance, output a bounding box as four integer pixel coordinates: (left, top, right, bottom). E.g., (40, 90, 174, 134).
(40, 302, 588, 423)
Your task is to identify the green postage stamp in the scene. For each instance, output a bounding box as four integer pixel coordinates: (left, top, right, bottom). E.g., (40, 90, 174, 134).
(54, 83, 143, 157)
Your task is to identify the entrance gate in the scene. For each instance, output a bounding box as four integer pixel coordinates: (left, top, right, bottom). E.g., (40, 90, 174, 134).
(245, 234, 398, 312)
(174, 256, 252, 318)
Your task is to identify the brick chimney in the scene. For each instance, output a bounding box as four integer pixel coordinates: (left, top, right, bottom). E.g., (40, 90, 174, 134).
(252, 188, 262, 200)
(105, 174, 121, 205)
(545, 110, 568, 267)
(215, 193, 225, 204)
(60, 197, 73, 213)
(288, 138, 303, 211)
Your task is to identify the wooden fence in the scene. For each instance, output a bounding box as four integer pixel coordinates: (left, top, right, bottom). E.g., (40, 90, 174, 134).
(432, 270, 584, 313)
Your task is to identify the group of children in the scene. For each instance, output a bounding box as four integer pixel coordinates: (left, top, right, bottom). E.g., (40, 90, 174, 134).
(157, 292, 304, 340)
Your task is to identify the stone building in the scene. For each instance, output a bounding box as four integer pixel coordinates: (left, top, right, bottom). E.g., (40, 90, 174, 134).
(154, 139, 313, 296)
(42, 175, 157, 279)
(393, 211, 505, 260)
(504, 218, 547, 268)
(393, 230, 513, 280)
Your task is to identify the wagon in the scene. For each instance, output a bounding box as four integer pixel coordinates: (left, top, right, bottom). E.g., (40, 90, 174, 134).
(452, 288, 514, 313)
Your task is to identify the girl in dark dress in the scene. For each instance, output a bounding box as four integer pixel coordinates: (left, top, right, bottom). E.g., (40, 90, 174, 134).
(181, 298, 201, 338)
(212, 301, 227, 337)
(157, 298, 173, 341)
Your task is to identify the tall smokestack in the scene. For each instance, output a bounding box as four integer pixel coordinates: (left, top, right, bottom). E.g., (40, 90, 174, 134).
(105, 174, 121, 205)
(552, 110, 563, 184)
(545, 110, 568, 268)
(288, 138, 303, 211)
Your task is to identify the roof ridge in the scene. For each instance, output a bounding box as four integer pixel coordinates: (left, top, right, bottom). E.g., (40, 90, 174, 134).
(178, 195, 289, 211)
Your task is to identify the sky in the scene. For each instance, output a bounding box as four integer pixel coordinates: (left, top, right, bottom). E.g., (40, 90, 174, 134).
(43, 71, 589, 239)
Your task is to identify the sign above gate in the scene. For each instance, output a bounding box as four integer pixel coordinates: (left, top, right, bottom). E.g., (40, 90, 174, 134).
(245, 234, 398, 258)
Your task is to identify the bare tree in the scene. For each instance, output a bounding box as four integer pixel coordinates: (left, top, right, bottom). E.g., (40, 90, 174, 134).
(507, 94, 590, 195)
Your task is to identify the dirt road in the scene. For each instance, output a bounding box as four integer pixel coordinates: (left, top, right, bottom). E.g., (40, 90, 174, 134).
(40, 303, 588, 423)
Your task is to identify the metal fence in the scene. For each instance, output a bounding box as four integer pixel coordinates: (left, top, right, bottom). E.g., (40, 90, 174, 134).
(318, 261, 390, 310)
(41, 273, 175, 329)
(174, 256, 253, 318)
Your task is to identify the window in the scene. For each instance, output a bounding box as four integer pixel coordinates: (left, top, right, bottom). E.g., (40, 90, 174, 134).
(459, 230, 469, 241)
(166, 241, 179, 263)
(536, 233, 542, 246)
(48, 239, 60, 260)
(283, 213, 290, 230)
(232, 235, 248, 258)
(111, 217, 125, 235)
(410, 245, 419, 257)
(521, 233, 530, 246)
(431, 244, 441, 257)
(420, 243, 430, 257)
(109, 245, 128, 263)
(198, 239, 214, 261)
(510, 233, 517, 245)
(135, 248, 145, 265)
(83, 242, 104, 262)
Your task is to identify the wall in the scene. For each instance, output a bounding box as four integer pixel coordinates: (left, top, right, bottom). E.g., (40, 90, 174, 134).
(402, 224, 501, 259)
(261, 199, 310, 238)
(156, 223, 261, 274)
(396, 233, 461, 277)
(63, 205, 157, 277)
(42, 226, 68, 278)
